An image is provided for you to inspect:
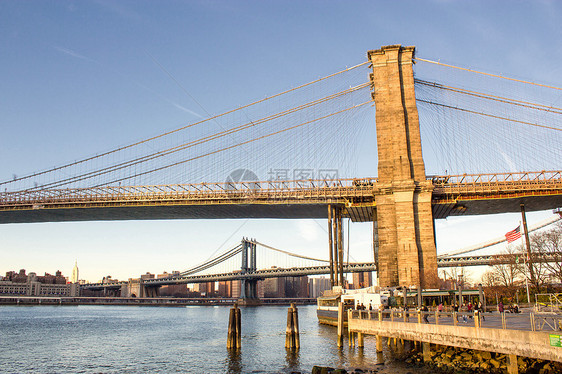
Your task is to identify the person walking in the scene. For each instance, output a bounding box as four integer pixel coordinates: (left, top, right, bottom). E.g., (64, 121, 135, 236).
(453, 303, 459, 322)
(421, 304, 429, 323)
(476, 302, 485, 322)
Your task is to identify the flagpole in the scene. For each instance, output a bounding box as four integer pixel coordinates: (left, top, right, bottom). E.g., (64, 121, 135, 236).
(522, 234, 531, 305)
(521, 204, 535, 285)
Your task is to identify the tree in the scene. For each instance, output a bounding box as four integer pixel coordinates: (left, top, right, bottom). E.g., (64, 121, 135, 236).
(440, 267, 472, 289)
(481, 245, 524, 301)
(533, 222, 562, 284)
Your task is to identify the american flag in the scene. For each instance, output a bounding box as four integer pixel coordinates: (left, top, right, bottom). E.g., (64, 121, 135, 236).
(505, 226, 522, 243)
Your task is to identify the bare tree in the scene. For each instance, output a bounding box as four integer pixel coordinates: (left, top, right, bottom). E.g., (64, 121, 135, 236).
(440, 267, 472, 288)
(531, 222, 562, 285)
(489, 245, 524, 288)
(480, 246, 524, 302)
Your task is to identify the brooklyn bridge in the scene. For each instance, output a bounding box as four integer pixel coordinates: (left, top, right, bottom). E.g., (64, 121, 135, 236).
(1, 45, 561, 291)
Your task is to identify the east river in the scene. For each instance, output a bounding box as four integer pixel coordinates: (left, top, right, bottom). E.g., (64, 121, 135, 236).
(0, 305, 428, 373)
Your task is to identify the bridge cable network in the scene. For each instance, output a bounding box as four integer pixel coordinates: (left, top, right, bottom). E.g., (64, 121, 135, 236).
(1, 61, 373, 192)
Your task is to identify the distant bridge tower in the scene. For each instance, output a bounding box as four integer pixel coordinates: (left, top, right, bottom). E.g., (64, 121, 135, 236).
(239, 238, 261, 305)
(368, 45, 438, 288)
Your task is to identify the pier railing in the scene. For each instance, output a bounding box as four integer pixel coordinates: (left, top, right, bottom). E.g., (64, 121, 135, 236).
(350, 308, 562, 332)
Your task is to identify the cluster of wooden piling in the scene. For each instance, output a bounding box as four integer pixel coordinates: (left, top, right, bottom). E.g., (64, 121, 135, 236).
(285, 303, 300, 349)
(226, 303, 241, 349)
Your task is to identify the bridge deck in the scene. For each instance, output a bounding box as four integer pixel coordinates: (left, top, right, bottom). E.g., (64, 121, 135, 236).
(0, 171, 560, 224)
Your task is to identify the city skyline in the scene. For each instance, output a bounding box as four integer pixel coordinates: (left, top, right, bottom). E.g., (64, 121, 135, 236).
(1, 1, 561, 282)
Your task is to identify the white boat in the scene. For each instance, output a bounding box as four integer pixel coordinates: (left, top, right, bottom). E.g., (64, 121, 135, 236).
(316, 286, 389, 326)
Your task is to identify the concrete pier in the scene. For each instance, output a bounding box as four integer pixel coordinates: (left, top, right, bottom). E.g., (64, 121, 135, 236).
(348, 310, 562, 370)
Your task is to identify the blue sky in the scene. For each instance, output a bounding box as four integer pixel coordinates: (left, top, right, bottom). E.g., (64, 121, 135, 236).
(1, 1, 561, 282)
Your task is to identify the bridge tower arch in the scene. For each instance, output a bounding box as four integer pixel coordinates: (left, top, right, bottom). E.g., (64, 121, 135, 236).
(368, 45, 438, 288)
(239, 238, 261, 305)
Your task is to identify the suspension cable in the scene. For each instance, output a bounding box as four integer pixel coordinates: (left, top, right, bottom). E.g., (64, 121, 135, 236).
(179, 245, 243, 276)
(415, 57, 562, 91)
(2, 60, 369, 187)
(415, 79, 562, 114)
(25, 83, 371, 191)
(89, 100, 374, 188)
(252, 240, 329, 263)
(417, 99, 562, 132)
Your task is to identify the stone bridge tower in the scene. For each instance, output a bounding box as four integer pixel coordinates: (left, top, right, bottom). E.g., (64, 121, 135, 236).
(368, 45, 438, 289)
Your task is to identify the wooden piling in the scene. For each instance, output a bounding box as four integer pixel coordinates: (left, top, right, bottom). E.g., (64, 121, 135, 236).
(235, 305, 241, 349)
(227, 307, 235, 349)
(422, 341, 431, 362)
(508, 354, 519, 374)
(337, 301, 344, 347)
(227, 303, 241, 349)
(357, 332, 364, 347)
(285, 303, 300, 350)
(292, 304, 300, 349)
(285, 303, 293, 348)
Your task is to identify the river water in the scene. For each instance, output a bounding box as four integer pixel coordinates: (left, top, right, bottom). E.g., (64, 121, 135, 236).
(0, 305, 425, 373)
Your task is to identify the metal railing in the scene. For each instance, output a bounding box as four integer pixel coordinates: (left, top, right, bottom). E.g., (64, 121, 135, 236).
(350, 308, 562, 332)
(0, 170, 559, 210)
(0, 177, 378, 207)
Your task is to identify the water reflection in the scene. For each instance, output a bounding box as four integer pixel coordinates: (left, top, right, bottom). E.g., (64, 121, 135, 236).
(285, 348, 300, 371)
(226, 349, 242, 374)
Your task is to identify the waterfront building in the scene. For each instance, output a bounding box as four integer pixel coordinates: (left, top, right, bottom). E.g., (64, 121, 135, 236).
(0, 272, 79, 297)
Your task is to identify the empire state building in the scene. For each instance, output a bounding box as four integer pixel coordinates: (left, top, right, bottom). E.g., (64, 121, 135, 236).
(71, 261, 79, 284)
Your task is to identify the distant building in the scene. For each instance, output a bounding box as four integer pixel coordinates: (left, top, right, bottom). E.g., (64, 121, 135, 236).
(101, 276, 120, 284)
(0, 271, 79, 297)
(352, 272, 373, 289)
(308, 277, 331, 298)
(3, 269, 66, 285)
(140, 272, 155, 281)
(71, 261, 79, 283)
(264, 277, 285, 298)
(157, 271, 187, 297)
(192, 282, 215, 296)
(264, 276, 308, 298)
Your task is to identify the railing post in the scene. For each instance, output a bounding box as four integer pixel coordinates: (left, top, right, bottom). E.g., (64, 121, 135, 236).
(417, 309, 422, 324)
(474, 310, 480, 328)
(391, 309, 394, 322)
(502, 312, 507, 329)
(530, 312, 536, 331)
(435, 310, 439, 325)
(453, 311, 458, 326)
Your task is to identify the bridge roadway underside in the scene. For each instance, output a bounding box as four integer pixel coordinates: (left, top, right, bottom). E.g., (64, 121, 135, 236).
(0, 194, 560, 224)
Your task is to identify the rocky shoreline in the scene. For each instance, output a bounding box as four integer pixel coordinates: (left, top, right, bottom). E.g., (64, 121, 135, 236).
(406, 344, 562, 373)
(308, 344, 562, 374)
